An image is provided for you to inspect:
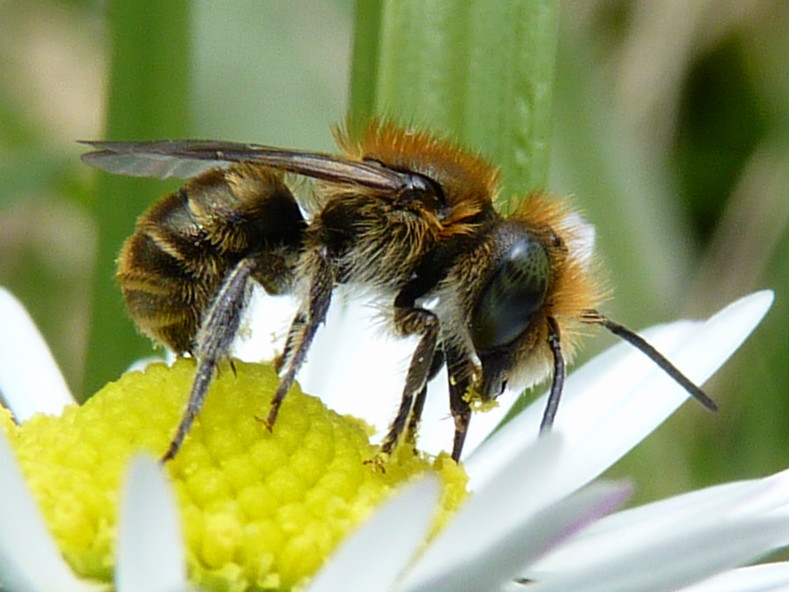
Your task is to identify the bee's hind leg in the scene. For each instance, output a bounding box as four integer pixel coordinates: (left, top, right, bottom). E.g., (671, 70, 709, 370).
(161, 257, 255, 462)
(264, 248, 333, 429)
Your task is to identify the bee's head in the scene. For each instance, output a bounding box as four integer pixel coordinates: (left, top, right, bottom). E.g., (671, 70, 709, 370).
(469, 222, 558, 398)
(468, 194, 605, 400)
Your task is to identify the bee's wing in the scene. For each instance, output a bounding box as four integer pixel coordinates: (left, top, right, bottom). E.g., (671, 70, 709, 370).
(80, 140, 408, 191)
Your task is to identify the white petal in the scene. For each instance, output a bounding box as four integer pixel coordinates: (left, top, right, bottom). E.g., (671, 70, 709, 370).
(0, 287, 73, 421)
(402, 480, 631, 592)
(399, 434, 630, 590)
(527, 518, 789, 592)
(307, 476, 440, 592)
(573, 465, 789, 536)
(116, 456, 188, 592)
(0, 430, 104, 592)
(466, 291, 774, 492)
(678, 562, 789, 592)
(532, 467, 789, 569)
(231, 285, 296, 365)
(527, 464, 789, 592)
(405, 434, 563, 582)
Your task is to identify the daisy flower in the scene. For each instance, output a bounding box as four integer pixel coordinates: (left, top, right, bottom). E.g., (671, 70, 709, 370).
(0, 285, 784, 592)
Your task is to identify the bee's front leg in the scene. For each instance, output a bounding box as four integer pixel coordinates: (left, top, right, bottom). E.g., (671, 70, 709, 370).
(443, 344, 477, 462)
(403, 345, 445, 448)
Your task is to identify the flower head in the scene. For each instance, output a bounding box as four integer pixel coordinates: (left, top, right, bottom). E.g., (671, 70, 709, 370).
(3, 357, 465, 591)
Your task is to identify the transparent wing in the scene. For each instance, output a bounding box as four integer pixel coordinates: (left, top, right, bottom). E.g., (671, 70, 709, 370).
(80, 140, 224, 179)
(80, 139, 409, 191)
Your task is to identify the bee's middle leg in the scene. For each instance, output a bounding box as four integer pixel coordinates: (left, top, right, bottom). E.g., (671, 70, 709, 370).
(443, 344, 476, 462)
(265, 248, 333, 428)
(378, 305, 440, 458)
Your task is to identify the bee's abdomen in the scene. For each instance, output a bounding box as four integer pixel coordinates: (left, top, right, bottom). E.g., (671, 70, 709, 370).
(117, 165, 305, 353)
(117, 210, 226, 353)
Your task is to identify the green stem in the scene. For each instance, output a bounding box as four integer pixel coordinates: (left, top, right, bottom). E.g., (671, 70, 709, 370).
(83, 0, 191, 398)
(350, 0, 558, 206)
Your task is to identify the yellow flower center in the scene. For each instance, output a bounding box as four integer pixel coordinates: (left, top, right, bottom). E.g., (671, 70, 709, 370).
(3, 358, 467, 591)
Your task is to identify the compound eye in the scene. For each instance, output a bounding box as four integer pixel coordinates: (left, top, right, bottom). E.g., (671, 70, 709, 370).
(470, 235, 550, 352)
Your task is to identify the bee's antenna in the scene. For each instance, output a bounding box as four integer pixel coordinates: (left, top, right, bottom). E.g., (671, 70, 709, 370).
(588, 311, 718, 412)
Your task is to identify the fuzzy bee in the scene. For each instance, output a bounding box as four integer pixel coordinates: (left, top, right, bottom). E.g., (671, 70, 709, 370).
(81, 120, 716, 463)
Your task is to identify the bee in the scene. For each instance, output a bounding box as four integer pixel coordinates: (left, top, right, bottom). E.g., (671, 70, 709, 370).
(81, 120, 716, 463)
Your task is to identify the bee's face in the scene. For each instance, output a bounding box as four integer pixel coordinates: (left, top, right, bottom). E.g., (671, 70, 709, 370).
(82, 119, 715, 464)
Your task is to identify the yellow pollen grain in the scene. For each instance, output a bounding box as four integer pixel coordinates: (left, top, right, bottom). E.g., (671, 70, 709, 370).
(2, 358, 468, 591)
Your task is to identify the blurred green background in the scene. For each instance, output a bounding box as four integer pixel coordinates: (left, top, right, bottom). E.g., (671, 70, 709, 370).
(0, 0, 786, 505)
